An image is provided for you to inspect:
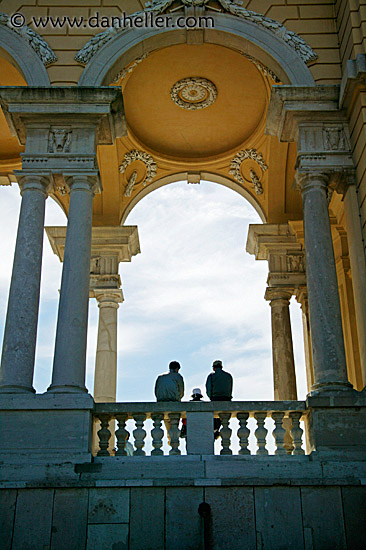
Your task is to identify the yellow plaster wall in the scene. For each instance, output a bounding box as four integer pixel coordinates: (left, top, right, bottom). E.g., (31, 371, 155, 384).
(0, 1, 342, 85)
(335, 0, 366, 70)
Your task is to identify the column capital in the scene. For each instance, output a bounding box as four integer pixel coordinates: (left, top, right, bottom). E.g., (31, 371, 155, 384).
(14, 172, 52, 195)
(65, 173, 101, 195)
(265, 287, 293, 304)
(94, 289, 124, 308)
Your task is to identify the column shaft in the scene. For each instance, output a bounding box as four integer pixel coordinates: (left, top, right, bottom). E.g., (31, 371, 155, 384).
(343, 185, 366, 387)
(266, 288, 297, 400)
(49, 176, 95, 393)
(94, 299, 119, 402)
(301, 174, 351, 392)
(0, 177, 48, 393)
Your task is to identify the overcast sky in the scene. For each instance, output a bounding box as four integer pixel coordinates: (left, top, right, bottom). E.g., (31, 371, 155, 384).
(0, 180, 308, 403)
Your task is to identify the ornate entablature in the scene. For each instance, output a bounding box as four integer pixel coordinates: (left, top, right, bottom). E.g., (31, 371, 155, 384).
(0, 13, 57, 66)
(74, 0, 317, 66)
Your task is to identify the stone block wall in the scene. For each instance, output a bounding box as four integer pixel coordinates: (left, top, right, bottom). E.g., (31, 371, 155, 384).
(336, 0, 366, 70)
(1, 484, 365, 549)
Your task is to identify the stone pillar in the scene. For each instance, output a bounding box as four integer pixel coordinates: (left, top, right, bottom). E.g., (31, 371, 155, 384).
(298, 172, 351, 392)
(296, 287, 314, 392)
(94, 291, 123, 402)
(0, 175, 50, 393)
(343, 185, 366, 387)
(48, 175, 100, 393)
(265, 287, 297, 400)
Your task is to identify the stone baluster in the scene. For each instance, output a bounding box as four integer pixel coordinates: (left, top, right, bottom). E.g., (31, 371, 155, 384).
(265, 288, 297, 401)
(254, 412, 268, 455)
(167, 413, 181, 455)
(289, 412, 305, 455)
(151, 413, 164, 455)
(298, 172, 352, 393)
(115, 414, 130, 456)
(219, 413, 232, 455)
(49, 175, 100, 393)
(0, 175, 50, 393)
(237, 412, 250, 455)
(132, 414, 146, 456)
(272, 412, 287, 456)
(96, 414, 112, 457)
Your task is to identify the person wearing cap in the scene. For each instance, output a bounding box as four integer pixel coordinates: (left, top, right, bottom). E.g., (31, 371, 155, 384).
(154, 360, 184, 402)
(180, 388, 203, 438)
(206, 360, 233, 439)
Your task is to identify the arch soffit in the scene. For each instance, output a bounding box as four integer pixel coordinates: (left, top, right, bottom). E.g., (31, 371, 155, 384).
(121, 172, 266, 225)
(78, 13, 315, 87)
(0, 27, 50, 85)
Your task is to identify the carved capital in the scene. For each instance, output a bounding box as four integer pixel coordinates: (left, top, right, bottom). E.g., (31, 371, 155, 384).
(94, 289, 124, 307)
(14, 172, 52, 195)
(265, 287, 294, 304)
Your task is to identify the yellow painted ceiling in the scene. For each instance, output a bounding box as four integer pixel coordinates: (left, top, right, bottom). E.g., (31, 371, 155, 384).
(0, 57, 26, 160)
(123, 44, 268, 160)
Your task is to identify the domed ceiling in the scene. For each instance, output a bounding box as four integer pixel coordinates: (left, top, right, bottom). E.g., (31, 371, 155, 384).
(122, 44, 269, 160)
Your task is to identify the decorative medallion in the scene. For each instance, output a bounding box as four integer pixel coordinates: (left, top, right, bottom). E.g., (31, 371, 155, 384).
(171, 77, 217, 110)
(120, 150, 157, 197)
(229, 148, 268, 195)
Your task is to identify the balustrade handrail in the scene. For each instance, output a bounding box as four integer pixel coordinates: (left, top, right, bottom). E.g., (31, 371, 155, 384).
(94, 400, 307, 416)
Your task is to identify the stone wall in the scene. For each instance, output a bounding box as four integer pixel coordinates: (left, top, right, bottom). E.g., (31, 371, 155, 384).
(1, 484, 365, 549)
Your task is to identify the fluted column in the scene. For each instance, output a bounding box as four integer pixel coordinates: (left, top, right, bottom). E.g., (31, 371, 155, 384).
(298, 172, 352, 393)
(48, 174, 99, 393)
(265, 287, 297, 400)
(0, 175, 50, 393)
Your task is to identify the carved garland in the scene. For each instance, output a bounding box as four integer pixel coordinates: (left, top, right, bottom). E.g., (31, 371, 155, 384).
(112, 53, 149, 83)
(0, 13, 57, 66)
(240, 53, 280, 83)
(229, 148, 268, 195)
(75, 0, 317, 66)
(120, 150, 157, 197)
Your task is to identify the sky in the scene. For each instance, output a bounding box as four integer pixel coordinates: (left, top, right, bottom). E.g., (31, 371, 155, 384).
(0, 179, 308, 404)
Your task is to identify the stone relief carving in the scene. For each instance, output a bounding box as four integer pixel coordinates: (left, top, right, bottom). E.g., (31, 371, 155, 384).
(120, 150, 157, 197)
(75, 0, 317, 66)
(170, 77, 217, 110)
(112, 53, 149, 83)
(240, 53, 280, 83)
(249, 169, 263, 195)
(323, 127, 347, 151)
(48, 129, 72, 153)
(0, 13, 57, 66)
(229, 148, 268, 195)
(287, 254, 305, 273)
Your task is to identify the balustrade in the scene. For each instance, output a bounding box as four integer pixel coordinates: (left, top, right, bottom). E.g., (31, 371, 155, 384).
(93, 401, 307, 457)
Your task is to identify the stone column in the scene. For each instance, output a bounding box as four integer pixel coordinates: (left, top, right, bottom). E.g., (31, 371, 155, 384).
(343, 185, 366, 387)
(298, 172, 352, 392)
(0, 175, 50, 393)
(94, 290, 123, 402)
(48, 175, 99, 393)
(296, 287, 314, 392)
(265, 287, 297, 400)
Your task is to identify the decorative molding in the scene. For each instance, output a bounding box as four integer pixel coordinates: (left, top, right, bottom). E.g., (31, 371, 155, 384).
(249, 169, 263, 195)
(323, 126, 347, 151)
(48, 129, 72, 153)
(287, 254, 305, 273)
(240, 53, 280, 83)
(112, 53, 149, 83)
(74, 0, 317, 66)
(0, 13, 57, 66)
(120, 150, 157, 197)
(229, 148, 268, 195)
(170, 77, 217, 110)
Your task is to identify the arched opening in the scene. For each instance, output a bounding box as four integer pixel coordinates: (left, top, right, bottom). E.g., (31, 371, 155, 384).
(86, 179, 307, 404)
